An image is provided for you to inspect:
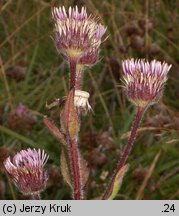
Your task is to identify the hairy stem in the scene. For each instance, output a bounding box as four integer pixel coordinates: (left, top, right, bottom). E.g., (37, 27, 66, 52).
(68, 62, 85, 199)
(75, 64, 84, 90)
(65, 89, 82, 199)
(69, 58, 77, 89)
(103, 106, 145, 199)
(31, 193, 41, 200)
(68, 137, 82, 200)
(116, 107, 145, 169)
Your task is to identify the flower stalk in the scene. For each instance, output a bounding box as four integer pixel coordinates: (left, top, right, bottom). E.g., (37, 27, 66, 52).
(75, 64, 84, 90)
(103, 106, 145, 199)
(117, 107, 145, 169)
(103, 59, 171, 199)
(60, 89, 84, 199)
(68, 136, 82, 199)
(50, 5, 106, 200)
(69, 58, 78, 89)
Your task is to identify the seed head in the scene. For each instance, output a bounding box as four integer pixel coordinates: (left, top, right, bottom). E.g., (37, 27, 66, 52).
(52, 6, 106, 61)
(4, 148, 49, 195)
(122, 59, 172, 108)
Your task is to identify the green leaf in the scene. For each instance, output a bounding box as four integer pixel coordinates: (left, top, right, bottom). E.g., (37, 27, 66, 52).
(60, 148, 72, 188)
(105, 164, 129, 200)
(60, 148, 89, 192)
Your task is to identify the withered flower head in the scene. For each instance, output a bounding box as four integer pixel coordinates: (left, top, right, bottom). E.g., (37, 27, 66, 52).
(52, 6, 106, 61)
(74, 90, 91, 111)
(4, 148, 48, 195)
(122, 59, 172, 108)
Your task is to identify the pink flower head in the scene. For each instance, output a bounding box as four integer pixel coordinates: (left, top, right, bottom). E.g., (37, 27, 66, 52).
(122, 59, 172, 108)
(4, 148, 49, 195)
(52, 6, 106, 61)
(79, 48, 99, 66)
(79, 23, 106, 66)
(16, 103, 27, 116)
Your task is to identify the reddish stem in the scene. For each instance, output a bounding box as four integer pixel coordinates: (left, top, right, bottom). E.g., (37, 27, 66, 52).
(116, 107, 145, 169)
(67, 62, 83, 199)
(69, 58, 77, 89)
(103, 106, 145, 199)
(68, 137, 82, 200)
(75, 70, 84, 90)
(69, 65, 84, 199)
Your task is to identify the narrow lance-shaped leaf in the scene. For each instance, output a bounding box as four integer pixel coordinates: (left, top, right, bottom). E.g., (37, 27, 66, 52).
(60, 147, 73, 188)
(60, 89, 83, 199)
(62, 89, 80, 138)
(104, 164, 129, 200)
(79, 153, 90, 191)
(43, 116, 67, 146)
(60, 148, 90, 190)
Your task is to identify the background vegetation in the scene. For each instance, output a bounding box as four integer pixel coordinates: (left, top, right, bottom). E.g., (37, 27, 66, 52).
(0, 0, 179, 199)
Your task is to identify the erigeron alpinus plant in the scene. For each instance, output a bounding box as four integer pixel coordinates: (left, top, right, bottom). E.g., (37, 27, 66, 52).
(44, 5, 107, 200)
(3, 6, 172, 200)
(46, 6, 171, 200)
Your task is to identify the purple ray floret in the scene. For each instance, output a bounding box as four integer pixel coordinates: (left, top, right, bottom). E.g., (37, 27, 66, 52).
(4, 148, 49, 195)
(122, 59, 172, 107)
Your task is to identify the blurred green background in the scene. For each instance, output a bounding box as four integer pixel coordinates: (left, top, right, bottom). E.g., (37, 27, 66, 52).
(0, 0, 179, 200)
